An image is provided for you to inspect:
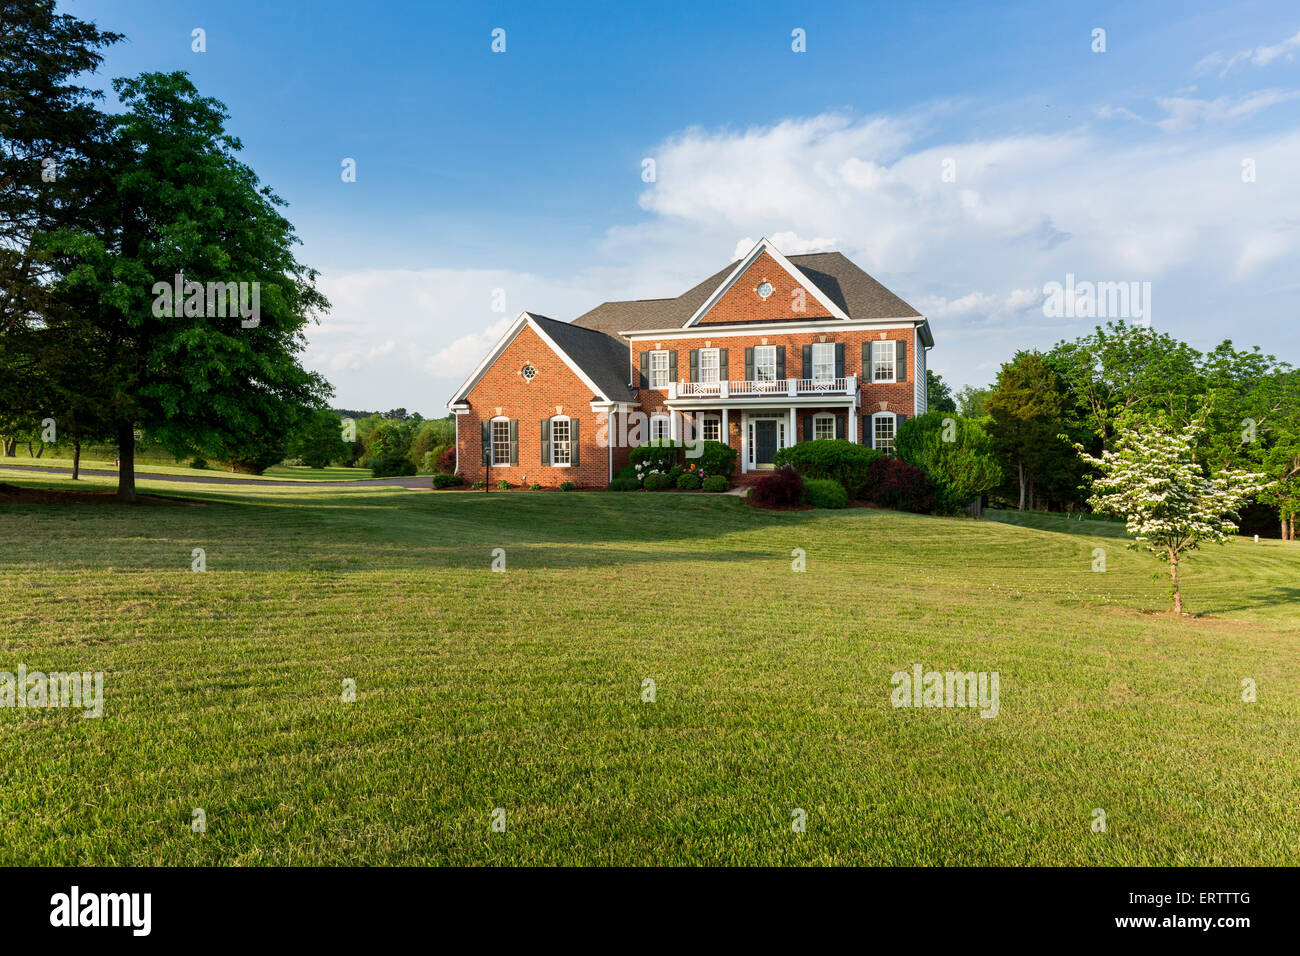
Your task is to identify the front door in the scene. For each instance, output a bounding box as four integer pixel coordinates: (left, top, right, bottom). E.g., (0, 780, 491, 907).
(755, 419, 778, 467)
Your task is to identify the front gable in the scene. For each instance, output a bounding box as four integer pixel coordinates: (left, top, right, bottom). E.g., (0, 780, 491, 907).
(686, 239, 850, 328)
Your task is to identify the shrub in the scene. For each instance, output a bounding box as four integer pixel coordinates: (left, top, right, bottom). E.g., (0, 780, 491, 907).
(189, 458, 208, 470)
(866, 457, 935, 513)
(559, 481, 575, 491)
(804, 478, 849, 509)
(471, 480, 485, 489)
(608, 476, 639, 491)
(895, 411, 1001, 514)
(676, 472, 702, 490)
(612, 463, 639, 485)
(436, 446, 456, 474)
(496, 479, 512, 490)
(774, 440, 881, 499)
(367, 447, 417, 478)
(701, 475, 729, 493)
(688, 440, 738, 477)
(432, 473, 463, 489)
(643, 473, 673, 491)
(750, 466, 804, 507)
(631, 439, 684, 470)
(529, 482, 543, 491)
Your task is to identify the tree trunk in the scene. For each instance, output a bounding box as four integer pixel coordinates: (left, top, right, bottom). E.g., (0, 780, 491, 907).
(117, 423, 137, 503)
(72, 442, 81, 481)
(1017, 459, 1026, 511)
(34, 442, 44, 458)
(26, 441, 33, 456)
(1169, 548, 1183, 615)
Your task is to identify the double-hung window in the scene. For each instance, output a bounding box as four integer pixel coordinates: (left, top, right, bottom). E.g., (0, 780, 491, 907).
(754, 345, 777, 383)
(650, 415, 670, 441)
(699, 348, 719, 385)
(814, 414, 836, 441)
(491, 419, 511, 465)
(649, 351, 670, 388)
(872, 341, 897, 383)
(873, 412, 896, 454)
(812, 342, 836, 384)
(699, 415, 721, 442)
(551, 417, 571, 466)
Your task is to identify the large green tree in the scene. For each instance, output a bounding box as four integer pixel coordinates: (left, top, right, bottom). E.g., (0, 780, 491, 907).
(925, 369, 957, 413)
(895, 411, 1001, 514)
(985, 351, 1077, 511)
(46, 72, 331, 500)
(0, 0, 121, 452)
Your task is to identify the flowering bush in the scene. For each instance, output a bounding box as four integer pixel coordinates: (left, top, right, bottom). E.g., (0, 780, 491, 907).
(865, 458, 934, 513)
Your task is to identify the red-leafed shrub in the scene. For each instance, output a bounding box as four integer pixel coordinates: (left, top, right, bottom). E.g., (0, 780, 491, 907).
(750, 466, 805, 508)
(866, 457, 935, 513)
(436, 446, 456, 474)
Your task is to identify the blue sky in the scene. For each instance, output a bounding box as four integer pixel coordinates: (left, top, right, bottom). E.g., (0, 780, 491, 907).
(69, 0, 1300, 412)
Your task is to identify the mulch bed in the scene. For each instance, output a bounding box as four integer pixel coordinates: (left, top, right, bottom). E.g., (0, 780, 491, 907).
(0, 483, 203, 506)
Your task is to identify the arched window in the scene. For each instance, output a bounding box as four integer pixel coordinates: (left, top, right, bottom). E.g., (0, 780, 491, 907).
(871, 411, 897, 454)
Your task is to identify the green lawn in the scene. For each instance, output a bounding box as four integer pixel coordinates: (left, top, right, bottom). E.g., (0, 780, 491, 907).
(0, 456, 373, 481)
(1, 471, 1297, 865)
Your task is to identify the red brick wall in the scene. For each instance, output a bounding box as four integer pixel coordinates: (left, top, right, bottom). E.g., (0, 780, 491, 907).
(457, 323, 613, 488)
(697, 251, 835, 325)
(631, 327, 917, 419)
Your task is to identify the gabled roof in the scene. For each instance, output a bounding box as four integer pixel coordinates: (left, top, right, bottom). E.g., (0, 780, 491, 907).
(448, 311, 634, 408)
(571, 245, 923, 341)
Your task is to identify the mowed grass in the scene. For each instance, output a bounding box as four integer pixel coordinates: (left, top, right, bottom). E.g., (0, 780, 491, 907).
(0, 457, 373, 481)
(1, 471, 1297, 866)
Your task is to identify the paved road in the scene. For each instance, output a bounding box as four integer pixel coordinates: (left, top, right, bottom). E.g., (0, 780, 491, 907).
(0, 464, 430, 489)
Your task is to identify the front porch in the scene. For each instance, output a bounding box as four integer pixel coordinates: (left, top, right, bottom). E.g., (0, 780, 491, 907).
(669, 399, 860, 477)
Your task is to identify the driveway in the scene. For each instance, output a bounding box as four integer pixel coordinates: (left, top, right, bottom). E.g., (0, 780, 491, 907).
(0, 464, 430, 489)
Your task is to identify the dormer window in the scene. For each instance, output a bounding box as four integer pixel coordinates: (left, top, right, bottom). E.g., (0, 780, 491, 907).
(755, 281, 773, 299)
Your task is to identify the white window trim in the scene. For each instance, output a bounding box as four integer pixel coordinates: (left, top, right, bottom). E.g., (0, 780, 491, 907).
(698, 347, 720, 385)
(813, 412, 836, 441)
(491, 416, 511, 466)
(812, 342, 836, 384)
(871, 411, 897, 453)
(872, 340, 898, 384)
(697, 413, 721, 443)
(550, 415, 572, 468)
(649, 350, 670, 389)
(753, 345, 777, 382)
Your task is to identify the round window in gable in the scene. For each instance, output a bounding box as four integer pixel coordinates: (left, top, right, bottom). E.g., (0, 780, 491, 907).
(756, 281, 774, 299)
(521, 364, 537, 381)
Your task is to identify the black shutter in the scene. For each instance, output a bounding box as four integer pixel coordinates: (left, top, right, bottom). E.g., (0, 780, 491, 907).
(639, 351, 649, 388)
(895, 413, 907, 432)
(570, 418, 579, 466)
(508, 420, 518, 466)
(689, 349, 699, 382)
(836, 415, 846, 439)
(776, 346, 785, 381)
(861, 416, 869, 446)
(896, 340, 907, 382)
(802, 415, 812, 442)
(835, 343, 845, 378)
(481, 420, 491, 466)
(862, 341, 871, 381)
(719, 348, 729, 380)
(669, 350, 678, 383)
(540, 419, 550, 465)
(802, 344, 812, 380)
(744, 347, 754, 380)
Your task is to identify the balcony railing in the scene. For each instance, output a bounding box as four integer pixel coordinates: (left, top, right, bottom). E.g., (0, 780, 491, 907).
(670, 375, 856, 400)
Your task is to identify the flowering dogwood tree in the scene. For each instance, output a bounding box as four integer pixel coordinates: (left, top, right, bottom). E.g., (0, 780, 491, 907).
(1078, 418, 1271, 614)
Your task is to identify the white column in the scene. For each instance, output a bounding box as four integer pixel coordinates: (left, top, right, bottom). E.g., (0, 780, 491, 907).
(740, 413, 747, 474)
(721, 408, 729, 451)
(788, 407, 796, 448)
(848, 406, 857, 444)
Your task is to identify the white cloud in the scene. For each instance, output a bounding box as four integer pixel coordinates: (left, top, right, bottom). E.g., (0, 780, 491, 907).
(1154, 89, 1300, 132)
(1199, 28, 1300, 76)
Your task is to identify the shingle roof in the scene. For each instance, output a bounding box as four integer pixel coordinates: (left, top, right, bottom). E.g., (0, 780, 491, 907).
(528, 313, 634, 401)
(570, 252, 922, 341)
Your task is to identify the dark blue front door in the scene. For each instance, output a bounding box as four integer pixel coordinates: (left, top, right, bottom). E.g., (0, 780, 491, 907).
(755, 420, 778, 465)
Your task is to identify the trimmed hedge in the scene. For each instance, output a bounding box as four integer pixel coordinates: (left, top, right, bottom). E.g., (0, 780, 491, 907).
(559, 481, 575, 491)
(676, 472, 702, 490)
(804, 478, 849, 509)
(701, 475, 729, 493)
(608, 476, 639, 491)
(432, 473, 463, 489)
(773, 439, 882, 499)
(644, 473, 673, 491)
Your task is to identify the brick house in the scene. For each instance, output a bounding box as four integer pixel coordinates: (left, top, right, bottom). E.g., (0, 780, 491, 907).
(448, 238, 934, 487)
